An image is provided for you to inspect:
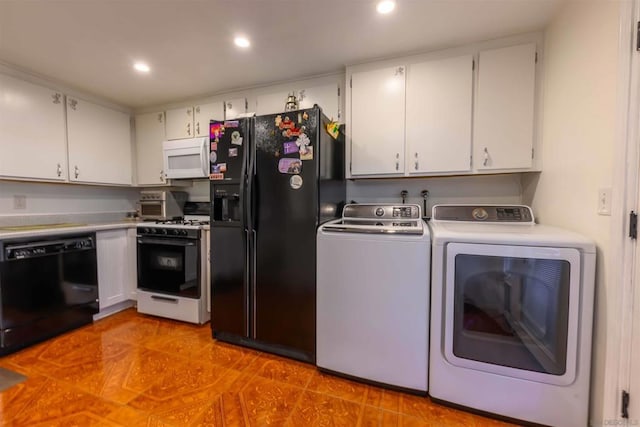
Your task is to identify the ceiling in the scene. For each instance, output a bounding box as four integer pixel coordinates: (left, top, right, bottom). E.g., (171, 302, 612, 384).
(0, 0, 563, 109)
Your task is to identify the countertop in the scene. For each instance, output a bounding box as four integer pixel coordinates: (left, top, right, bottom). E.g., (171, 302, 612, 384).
(0, 221, 210, 240)
(0, 221, 139, 240)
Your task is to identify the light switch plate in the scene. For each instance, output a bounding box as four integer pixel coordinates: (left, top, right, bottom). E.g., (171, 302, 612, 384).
(597, 187, 611, 216)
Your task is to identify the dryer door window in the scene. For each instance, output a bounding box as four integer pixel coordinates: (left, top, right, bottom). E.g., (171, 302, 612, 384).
(443, 243, 581, 386)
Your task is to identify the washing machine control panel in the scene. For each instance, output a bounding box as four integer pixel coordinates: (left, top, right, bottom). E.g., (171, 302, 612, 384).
(343, 204, 421, 220)
(432, 205, 534, 223)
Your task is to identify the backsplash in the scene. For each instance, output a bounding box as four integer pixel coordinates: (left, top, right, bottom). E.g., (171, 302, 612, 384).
(0, 180, 139, 226)
(347, 174, 524, 218)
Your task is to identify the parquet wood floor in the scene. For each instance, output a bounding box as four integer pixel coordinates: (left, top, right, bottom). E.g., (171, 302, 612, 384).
(0, 309, 517, 426)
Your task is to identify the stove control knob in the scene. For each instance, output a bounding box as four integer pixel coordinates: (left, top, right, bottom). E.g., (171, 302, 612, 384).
(180, 230, 188, 236)
(140, 228, 148, 234)
(158, 229, 167, 235)
(171, 229, 180, 235)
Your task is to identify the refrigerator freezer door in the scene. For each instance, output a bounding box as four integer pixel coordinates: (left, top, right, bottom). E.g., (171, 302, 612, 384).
(251, 108, 321, 361)
(209, 118, 249, 182)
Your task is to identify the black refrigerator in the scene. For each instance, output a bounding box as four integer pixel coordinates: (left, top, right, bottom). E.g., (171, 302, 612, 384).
(209, 106, 345, 363)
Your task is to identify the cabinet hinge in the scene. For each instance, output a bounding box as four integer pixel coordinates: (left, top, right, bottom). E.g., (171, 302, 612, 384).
(349, 162, 352, 173)
(622, 390, 630, 419)
(472, 59, 475, 70)
(629, 212, 637, 240)
(636, 22, 640, 51)
(470, 155, 472, 168)
(245, 99, 248, 110)
(535, 52, 538, 63)
(532, 148, 535, 159)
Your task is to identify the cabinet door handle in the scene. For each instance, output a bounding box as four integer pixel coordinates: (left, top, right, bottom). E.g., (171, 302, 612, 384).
(160, 170, 165, 182)
(187, 122, 191, 136)
(195, 106, 200, 114)
(196, 122, 200, 135)
(157, 113, 163, 123)
(56, 163, 62, 177)
(414, 152, 419, 170)
(187, 108, 192, 116)
(74, 165, 79, 179)
(395, 152, 400, 171)
(68, 99, 78, 110)
(51, 93, 61, 104)
(483, 147, 489, 167)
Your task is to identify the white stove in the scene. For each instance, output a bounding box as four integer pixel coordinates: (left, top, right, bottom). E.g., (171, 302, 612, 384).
(136, 202, 210, 324)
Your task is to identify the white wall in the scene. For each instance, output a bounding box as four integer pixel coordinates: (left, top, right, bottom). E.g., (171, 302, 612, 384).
(348, 174, 524, 216)
(522, 2, 620, 425)
(0, 180, 138, 224)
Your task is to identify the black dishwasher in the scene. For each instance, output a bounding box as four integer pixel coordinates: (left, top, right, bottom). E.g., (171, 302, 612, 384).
(0, 233, 98, 355)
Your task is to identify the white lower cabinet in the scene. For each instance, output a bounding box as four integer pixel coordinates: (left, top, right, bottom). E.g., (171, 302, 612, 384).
(96, 229, 137, 311)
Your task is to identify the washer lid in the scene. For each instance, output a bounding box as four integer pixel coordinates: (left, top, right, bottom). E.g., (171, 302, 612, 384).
(321, 219, 424, 235)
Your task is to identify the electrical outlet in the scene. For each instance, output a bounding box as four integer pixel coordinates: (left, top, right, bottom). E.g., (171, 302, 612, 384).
(13, 195, 26, 210)
(597, 187, 611, 216)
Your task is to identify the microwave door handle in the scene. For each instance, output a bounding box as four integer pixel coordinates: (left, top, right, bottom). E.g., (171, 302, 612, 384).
(201, 138, 208, 176)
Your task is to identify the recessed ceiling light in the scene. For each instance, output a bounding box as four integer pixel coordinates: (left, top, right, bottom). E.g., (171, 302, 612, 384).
(377, 0, 395, 14)
(234, 36, 251, 48)
(133, 62, 150, 73)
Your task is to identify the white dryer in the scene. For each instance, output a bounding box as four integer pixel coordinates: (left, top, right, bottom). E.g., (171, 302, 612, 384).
(428, 205, 596, 426)
(317, 204, 430, 392)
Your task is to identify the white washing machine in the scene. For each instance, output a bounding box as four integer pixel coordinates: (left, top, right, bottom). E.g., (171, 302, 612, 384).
(428, 204, 596, 426)
(317, 204, 430, 392)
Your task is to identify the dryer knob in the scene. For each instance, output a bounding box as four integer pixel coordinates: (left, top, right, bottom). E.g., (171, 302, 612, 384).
(472, 208, 489, 221)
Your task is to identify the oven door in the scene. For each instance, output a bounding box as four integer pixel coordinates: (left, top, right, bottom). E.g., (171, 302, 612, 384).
(443, 242, 581, 386)
(137, 236, 200, 298)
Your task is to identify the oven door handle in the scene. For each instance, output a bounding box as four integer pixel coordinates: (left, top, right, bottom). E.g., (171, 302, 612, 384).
(137, 238, 196, 247)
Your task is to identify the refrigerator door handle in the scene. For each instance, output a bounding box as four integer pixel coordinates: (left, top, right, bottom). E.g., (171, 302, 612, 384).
(251, 229, 257, 337)
(244, 228, 251, 337)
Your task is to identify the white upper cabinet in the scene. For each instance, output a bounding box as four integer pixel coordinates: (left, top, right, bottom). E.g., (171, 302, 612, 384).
(165, 107, 194, 140)
(406, 55, 473, 174)
(224, 98, 246, 119)
(194, 102, 224, 136)
(166, 102, 224, 139)
(474, 43, 537, 171)
(255, 83, 340, 120)
(135, 111, 166, 186)
(0, 73, 67, 181)
(350, 65, 406, 176)
(67, 97, 132, 185)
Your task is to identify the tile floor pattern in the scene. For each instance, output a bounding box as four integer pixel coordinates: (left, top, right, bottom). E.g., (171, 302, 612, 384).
(0, 310, 518, 426)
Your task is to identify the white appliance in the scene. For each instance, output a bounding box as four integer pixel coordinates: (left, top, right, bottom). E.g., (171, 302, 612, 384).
(317, 204, 430, 392)
(138, 190, 188, 220)
(428, 204, 596, 426)
(162, 137, 209, 179)
(136, 202, 211, 324)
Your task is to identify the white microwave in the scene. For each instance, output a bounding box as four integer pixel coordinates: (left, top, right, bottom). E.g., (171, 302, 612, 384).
(162, 137, 209, 179)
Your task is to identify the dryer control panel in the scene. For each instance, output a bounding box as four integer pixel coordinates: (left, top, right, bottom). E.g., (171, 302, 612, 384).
(431, 205, 534, 223)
